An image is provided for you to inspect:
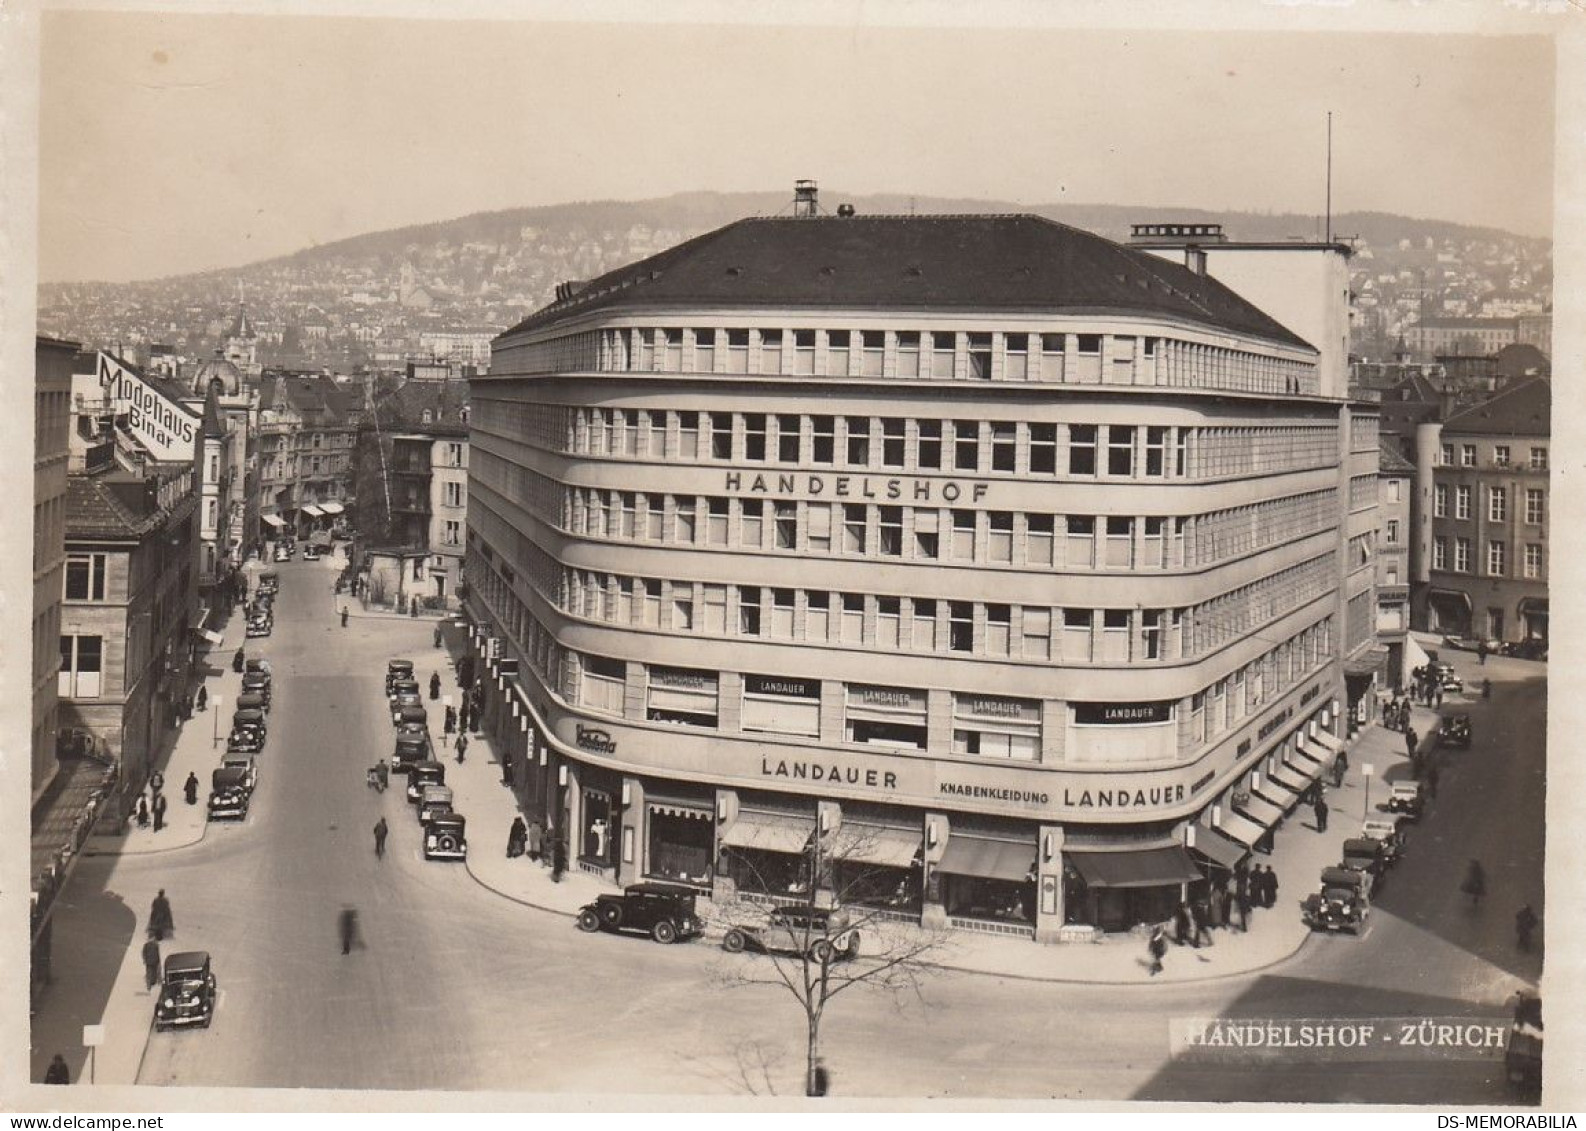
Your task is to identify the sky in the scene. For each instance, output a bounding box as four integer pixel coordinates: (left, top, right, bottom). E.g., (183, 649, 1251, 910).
(35, 8, 1559, 284)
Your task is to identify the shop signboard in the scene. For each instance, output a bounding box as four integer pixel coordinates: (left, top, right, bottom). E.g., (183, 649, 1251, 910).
(96, 352, 200, 461)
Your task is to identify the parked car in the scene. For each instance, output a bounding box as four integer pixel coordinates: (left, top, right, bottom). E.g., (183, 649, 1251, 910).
(303, 545, 321, 562)
(576, 882, 705, 944)
(226, 728, 265, 756)
(273, 544, 292, 562)
(406, 760, 446, 802)
(393, 702, 428, 730)
(241, 670, 272, 699)
(722, 905, 862, 962)
(244, 657, 272, 676)
(1427, 661, 1462, 693)
(207, 767, 251, 821)
(418, 785, 455, 826)
(423, 812, 468, 861)
(245, 617, 272, 639)
(1440, 713, 1472, 749)
(1338, 838, 1387, 894)
(258, 571, 280, 594)
(387, 678, 421, 706)
(1359, 817, 1405, 865)
(231, 708, 267, 742)
(1502, 638, 1548, 662)
(236, 691, 269, 717)
(392, 732, 430, 774)
(1300, 867, 1371, 934)
(1386, 779, 1424, 819)
(385, 659, 415, 695)
(154, 951, 217, 1030)
(220, 752, 258, 793)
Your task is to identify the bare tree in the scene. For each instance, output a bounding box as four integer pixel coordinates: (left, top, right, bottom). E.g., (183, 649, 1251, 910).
(709, 823, 956, 1097)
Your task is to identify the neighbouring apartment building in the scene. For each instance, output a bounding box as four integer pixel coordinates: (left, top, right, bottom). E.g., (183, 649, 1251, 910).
(257, 372, 358, 540)
(464, 190, 1376, 942)
(1415, 377, 1550, 644)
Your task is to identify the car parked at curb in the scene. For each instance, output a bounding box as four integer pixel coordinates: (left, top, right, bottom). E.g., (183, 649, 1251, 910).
(1440, 713, 1472, 749)
(576, 882, 705, 944)
(220, 752, 258, 793)
(207, 767, 251, 821)
(154, 951, 217, 1030)
(722, 905, 862, 962)
(424, 812, 468, 861)
(406, 760, 445, 802)
(1300, 867, 1370, 934)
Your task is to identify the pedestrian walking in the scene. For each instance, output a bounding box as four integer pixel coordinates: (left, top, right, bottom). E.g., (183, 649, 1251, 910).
(136, 794, 150, 828)
(1515, 904, 1539, 950)
(1147, 925, 1167, 976)
(434, 624, 444, 648)
(444, 705, 457, 735)
(1314, 794, 1329, 833)
(184, 772, 199, 805)
(233, 648, 245, 673)
(376, 759, 389, 792)
(1261, 866, 1278, 909)
(1191, 899, 1213, 947)
(455, 732, 468, 764)
(151, 771, 165, 796)
(1234, 887, 1251, 932)
(1477, 641, 1488, 666)
(1461, 859, 1487, 908)
(196, 686, 208, 712)
(508, 816, 527, 858)
(1404, 727, 1418, 759)
(527, 820, 543, 863)
(340, 605, 349, 628)
(1172, 902, 1192, 946)
(1208, 883, 1226, 930)
(44, 1054, 70, 1085)
(339, 907, 360, 955)
(429, 672, 442, 701)
(1433, 684, 1443, 707)
(457, 701, 471, 735)
(373, 817, 388, 859)
(150, 889, 174, 940)
(502, 755, 515, 788)
(1332, 750, 1348, 788)
(551, 836, 567, 882)
(142, 933, 161, 989)
(152, 791, 167, 833)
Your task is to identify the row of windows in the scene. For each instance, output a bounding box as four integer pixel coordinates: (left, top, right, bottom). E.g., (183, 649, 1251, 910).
(474, 401, 1342, 483)
(498, 325, 1319, 397)
(1187, 621, 1334, 747)
(1432, 538, 1545, 578)
(1433, 484, 1545, 524)
(1348, 415, 1380, 454)
(1438, 442, 1549, 472)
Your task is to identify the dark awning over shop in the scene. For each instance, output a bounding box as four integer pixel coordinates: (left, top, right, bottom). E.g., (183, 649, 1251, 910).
(1291, 740, 1330, 771)
(1345, 645, 1391, 679)
(1214, 809, 1267, 847)
(1237, 792, 1285, 827)
(1311, 731, 1345, 754)
(829, 823, 921, 869)
(720, 811, 812, 855)
(1069, 846, 1202, 889)
(1189, 823, 1249, 870)
(1268, 762, 1311, 794)
(1253, 776, 1300, 810)
(937, 834, 1034, 882)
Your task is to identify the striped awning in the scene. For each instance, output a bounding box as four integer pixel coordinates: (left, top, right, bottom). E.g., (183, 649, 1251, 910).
(1294, 740, 1332, 770)
(1236, 792, 1285, 827)
(262, 514, 286, 528)
(1189, 823, 1250, 870)
(1312, 731, 1345, 753)
(301, 504, 325, 517)
(1268, 762, 1311, 793)
(1215, 810, 1267, 847)
(1070, 846, 1202, 889)
(1254, 775, 1300, 809)
(648, 798, 712, 820)
(937, 834, 1035, 883)
(721, 811, 812, 855)
(828, 823, 921, 869)
(319, 501, 344, 515)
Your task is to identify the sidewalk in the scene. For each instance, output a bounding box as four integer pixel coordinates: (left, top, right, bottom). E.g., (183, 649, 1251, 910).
(87, 603, 260, 859)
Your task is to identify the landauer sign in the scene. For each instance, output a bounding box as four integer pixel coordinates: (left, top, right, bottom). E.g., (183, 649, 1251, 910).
(1073, 701, 1174, 726)
(97, 352, 200, 461)
(725, 472, 990, 504)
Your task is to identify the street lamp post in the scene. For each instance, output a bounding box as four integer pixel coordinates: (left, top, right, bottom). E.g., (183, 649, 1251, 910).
(212, 695, 223, 747)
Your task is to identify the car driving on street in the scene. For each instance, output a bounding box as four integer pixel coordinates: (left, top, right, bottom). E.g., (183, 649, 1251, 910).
(576, 882, 705, 944)
(721, 905, 862, 962)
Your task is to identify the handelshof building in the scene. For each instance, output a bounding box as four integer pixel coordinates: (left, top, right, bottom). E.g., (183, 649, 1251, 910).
(466, 191, 1377, 941)
(1414, 377, 1549, 644)
(351, 377, 470, 611)
(34, 337, 77, 803)
(256, 372, 358, 540)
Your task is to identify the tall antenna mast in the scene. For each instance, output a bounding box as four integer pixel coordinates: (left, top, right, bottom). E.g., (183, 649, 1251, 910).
(1325, 111, 1333, 243)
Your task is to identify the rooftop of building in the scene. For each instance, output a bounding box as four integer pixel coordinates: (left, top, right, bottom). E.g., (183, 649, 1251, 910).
(1377, 438, 1416, 474)
(370, 377, 470, 436)
(261, 371, 355, 424)
(501, 213, 1315, 351)
(1442, 376, 1550, 438)
(65, 464, 191, 540)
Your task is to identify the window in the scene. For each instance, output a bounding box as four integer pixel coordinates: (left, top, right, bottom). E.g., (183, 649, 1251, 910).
(1066, 516, 1095, 567)
(1040, 333, 1065, 377)
(741, 499, 764, 547)
(674, 496, 697, 543)
(861, 331, 885, 377)
(841, 593, 865, 643)
(811, 416, 835, 464)
(446, 442, 464, 467)
(1101, 609, 1130, 661)
(990, 422, 1016, 472)
(64, 553, 107, 601)
(444, 520, 462, 545)
(1433, 537, 1447, 570)
(949, 602, 973, 652)
(59, 634, 103, 698)
(876, 596, 901, 648)
(1021, 607, 1051, 660)
(444, 481, 464, 508)
(1069, 425, 1097, 475)
(931, 331, 956, 378)
(881, 419, 906, 467)
(954, 420, 979, 471)
(1460, 444, 1476, 467)
(672, 591, 695, 631)
(777, 414, 800, 462)
(968, 333, 992, 379)
(727, 328, 749, 371)
(1029, 424, 1056, 474)
(985, 604, 1010, 654)
(1488, 487, 1507, 523)
(879, 506, 903, 556)
(702, 585, 728, 633)
(1027, 514, 1054, 566)
(760, 329, 784, 375)
(1488, 541, 1506, 577)
(744, 414, 767, 461)
(1439, 443, 1454, 466)
(843, 504, 868, 553)
(1142, 516, 1165, 568)
(917, 420, 943, 469)
(771, 589, 796, 636)
(793, 330, 816, 375)
(1493, 445, 1511, 467)
(1530, 447, 1548, 471)
(896, 331, 921, 378)
(1524, 543, 1542, 578)
(1005, 333, 1029, 380)
(1062, 609, 1092, 661)
(807, 504, 832, 552)
(987, 512, 1013, 562)
(912, 598, 938, 650)
(1455, 537, 1471, 573)
(1525, 488, 1544, 524)
(1107, 425, 1135, 476)
(710, 413, 733, 459)
(913, 510, 940, 559)
(951, 510, 976, 559)
(807, 591, 831, 642)
(1434, 484, 1448, 518)
(1077, 334, 1101, 355)
(707, 497, 729, 544)
(827, 331, 851, 377)
(1386, 519, 1400, 544)
(663, 328, 683, 370)
(846, 416, 871, 465)
(774, 501, 797, 549)
(1144, 426, 1167, 476)
(677, 411, 699, 459)
(1141, 609, 1164, 660)
(1105, 517, 1133, 568)
(643, 495, 664, 540)
(739, 587, 762, 635)
(1455, 485, 1471, 520)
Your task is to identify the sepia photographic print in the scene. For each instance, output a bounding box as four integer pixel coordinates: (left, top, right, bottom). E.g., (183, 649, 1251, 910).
(4, 0, 1582, 1116)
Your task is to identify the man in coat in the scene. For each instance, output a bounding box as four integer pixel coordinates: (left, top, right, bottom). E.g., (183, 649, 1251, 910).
(373, 817, 388, 860)
(1332, 750, 1349, 788)
(1172, 902, 1192, 947)
(142, 933, 161, 989)
(1262, 866, 1279, 909)
(508, 816, 527, 858)
(152, 791, 168, 833)
(184, 772, 200, 805)
(44, 1055, 70, 1085)
(1314, 794, 1329, 833)
(150, 890, 174, 940)
(429, 672, 442, 701)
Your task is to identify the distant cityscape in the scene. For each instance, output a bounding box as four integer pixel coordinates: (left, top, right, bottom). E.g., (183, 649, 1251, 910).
(38, 191, 1552, 378)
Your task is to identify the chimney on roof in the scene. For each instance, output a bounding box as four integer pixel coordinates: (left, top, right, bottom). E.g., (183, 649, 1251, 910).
(793, 180, 820, 218)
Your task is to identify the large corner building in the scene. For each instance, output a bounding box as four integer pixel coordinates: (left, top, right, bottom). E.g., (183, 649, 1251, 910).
(465, 192, 1378, 942)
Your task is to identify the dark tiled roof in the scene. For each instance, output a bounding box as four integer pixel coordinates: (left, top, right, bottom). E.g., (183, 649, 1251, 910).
(266, 374, 353, 424)
(376, 379, 470, 434)
(500, 214, 1314, 350)
(201, 388, 226, 439)
(1494, 343, 1550, 379)
(65, 475, 149, 538)
(1378, 438, 1415, 474)
(1443, 377, 1550, 438)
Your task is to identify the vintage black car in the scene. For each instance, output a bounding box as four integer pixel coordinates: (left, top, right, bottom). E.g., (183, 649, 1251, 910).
(258, 571, 280, 594)
(1359, 817, 1405, 865)
(423, 812, 468, 861)
(576, 882, 705, 944)
(1502, 638, 1548, 662)
(241, 672, 272, 705)
(1300, 867, 1371, 934)
(1428, 661, 1462, 693)
(302, 544, 321, 562)
(1386, 779, 1424, 819)
(245, 617, 273, 639)
(232, 708, 267, 740)
(244, 657, 272, 676)
(418, 785, 454, 826)
(392, 732, 430, 774)
(154, 951, 217, 1030)
(1439, 713, 1472, 749)
(387, 677, 421, 705)
(1339, 838, 1386, 894)
(385, 659, 415, 695)
(722, 905, 862, 962)
(226, 728, 265, 755)
(220, 752, 258, 793)
(207, 767, 251, 821)
(406, 760, 446, 802)
(394, 703, 428, 731)
(236, 691, 269, 718)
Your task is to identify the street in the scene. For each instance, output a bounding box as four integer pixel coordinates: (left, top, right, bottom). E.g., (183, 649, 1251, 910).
(36, 559, 1546, 1101)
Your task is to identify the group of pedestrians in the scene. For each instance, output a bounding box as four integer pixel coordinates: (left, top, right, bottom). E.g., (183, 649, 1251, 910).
(1149, 861, 1280, 975)
(134, 772, 169, 833)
